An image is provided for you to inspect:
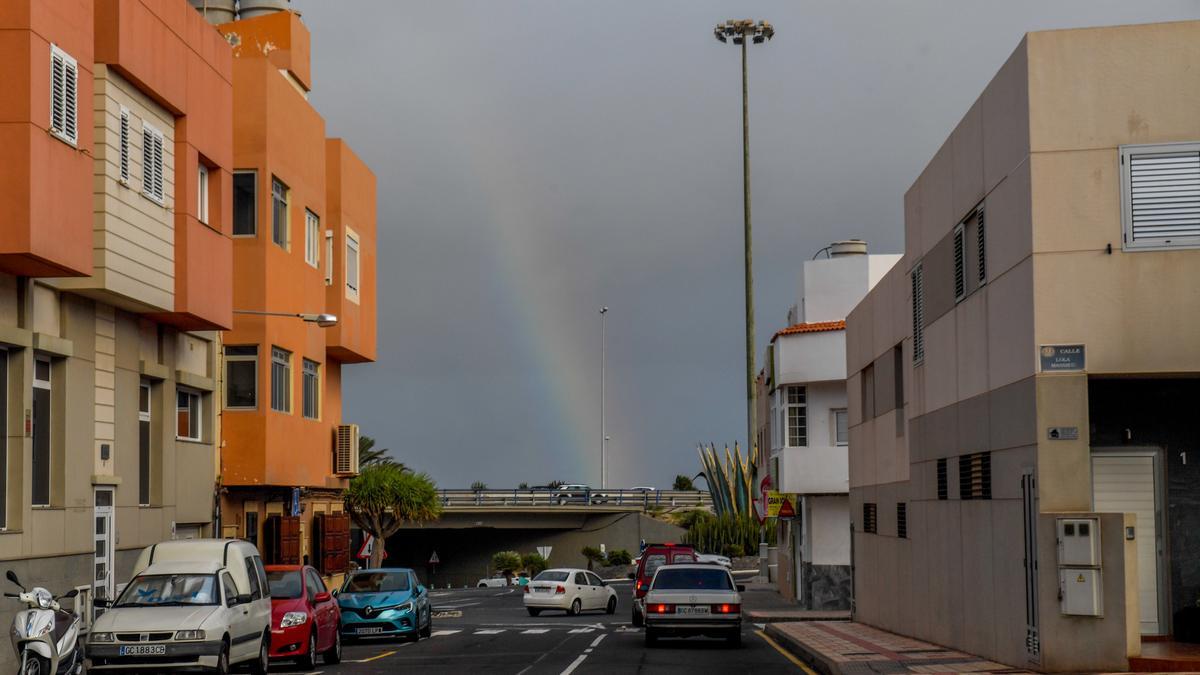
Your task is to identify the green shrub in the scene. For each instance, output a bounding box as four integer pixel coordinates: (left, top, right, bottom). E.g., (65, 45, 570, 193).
(722, 543, 745, 558)
(581, 546, 605, 571)
(682, 513, 773, 555)
(606, 549, 633, 566)
(471, 481, 488, 491)
(673, 474, 696, 491)
(521, 552, 548, 575)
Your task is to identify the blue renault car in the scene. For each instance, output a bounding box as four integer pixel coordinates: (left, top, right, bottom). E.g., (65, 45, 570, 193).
(336, 568, 432, 641)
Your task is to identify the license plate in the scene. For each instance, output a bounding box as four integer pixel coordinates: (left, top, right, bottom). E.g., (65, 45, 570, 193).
(119, 644, 167, 656)
(356, 626, 385, 635)
(675, 606, 710, 615)
(533, 587, 550, 593)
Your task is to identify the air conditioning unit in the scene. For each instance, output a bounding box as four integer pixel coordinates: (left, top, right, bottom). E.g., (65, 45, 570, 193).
(334, 424, 360, 476)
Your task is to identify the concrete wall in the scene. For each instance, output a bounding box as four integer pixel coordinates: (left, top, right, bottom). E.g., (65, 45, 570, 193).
(775, 379, 848, 494)
(801, 254, 901, 324)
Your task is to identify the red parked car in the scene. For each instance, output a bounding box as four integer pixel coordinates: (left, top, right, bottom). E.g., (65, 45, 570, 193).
(265, 565, 342, 668)
(630, 543, 696, 627)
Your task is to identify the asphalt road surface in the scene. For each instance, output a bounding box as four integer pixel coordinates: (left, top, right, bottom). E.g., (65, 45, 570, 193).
(267, 579, 805, 674)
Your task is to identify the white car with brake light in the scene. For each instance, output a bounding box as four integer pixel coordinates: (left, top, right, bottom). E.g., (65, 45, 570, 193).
(642, 564, 744, 647)
(523, 568, 617, 616)
(696, 553, 733, 568)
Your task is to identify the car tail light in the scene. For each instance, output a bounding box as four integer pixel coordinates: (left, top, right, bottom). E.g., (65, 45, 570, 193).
(649, 604, 674, 614)
(636, 580, 645, 591)
(524, 585, 530, 594)
(712, 603, 741, 614)
(555, 585, 566, 594)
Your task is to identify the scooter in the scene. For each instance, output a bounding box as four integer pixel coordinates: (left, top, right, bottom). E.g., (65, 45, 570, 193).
(5, 570, 83, 675)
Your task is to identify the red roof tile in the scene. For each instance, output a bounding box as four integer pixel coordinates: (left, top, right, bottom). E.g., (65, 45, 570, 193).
(771, 320, 846, 342)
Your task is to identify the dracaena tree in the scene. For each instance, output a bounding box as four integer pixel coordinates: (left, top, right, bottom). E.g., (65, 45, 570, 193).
(344, 464, 442, 568)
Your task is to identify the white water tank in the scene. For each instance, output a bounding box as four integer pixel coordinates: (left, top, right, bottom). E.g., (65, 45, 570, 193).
(829, 239, 868, 257)
(238, 0, 292, 19)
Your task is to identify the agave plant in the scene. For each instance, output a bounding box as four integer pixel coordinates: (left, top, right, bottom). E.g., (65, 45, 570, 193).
(696, 442, 756, 518)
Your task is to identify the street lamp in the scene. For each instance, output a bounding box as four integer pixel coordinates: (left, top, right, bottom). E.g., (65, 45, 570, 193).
(233, 309, 339, 328)
(600, 306, 608, 489)
(714, 18, 773, 457)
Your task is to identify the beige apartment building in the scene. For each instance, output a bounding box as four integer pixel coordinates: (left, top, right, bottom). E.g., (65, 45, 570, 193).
(847, 20, 1200, 673)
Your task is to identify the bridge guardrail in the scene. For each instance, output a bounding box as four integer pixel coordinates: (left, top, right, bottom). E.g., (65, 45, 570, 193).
(438, 488, 713, 509)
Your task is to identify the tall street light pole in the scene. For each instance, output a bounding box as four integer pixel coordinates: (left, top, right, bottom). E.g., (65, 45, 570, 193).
(715, 19, 774, 458)
(600, 306, 608, 489)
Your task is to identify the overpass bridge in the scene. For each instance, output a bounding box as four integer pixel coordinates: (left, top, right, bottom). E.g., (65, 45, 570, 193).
(436, 488, 712, 512)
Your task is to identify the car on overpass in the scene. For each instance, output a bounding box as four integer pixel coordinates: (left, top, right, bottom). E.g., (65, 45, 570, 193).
(523, 568, 617, 616)
(554, 484, 592, 505)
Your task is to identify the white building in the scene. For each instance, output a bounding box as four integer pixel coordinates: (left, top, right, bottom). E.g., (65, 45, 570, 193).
(761, 240, 899, 608)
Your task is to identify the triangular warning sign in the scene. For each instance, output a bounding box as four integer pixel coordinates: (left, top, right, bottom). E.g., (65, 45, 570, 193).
(778, 498, 796, 518)
(429, 551, 440, 565)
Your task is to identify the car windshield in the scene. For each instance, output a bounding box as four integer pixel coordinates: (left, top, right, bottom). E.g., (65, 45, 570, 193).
(266, 570, 303, 599)
(652, 568, 733, 591)
(342, 571, 410, 594)
(116, 574, 219, 607)
(534, 571, 570, 582)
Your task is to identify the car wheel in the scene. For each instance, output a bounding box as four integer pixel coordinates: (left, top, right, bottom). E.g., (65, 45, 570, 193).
(250, 635, 270, 674)
(726, 629, 743, 647)
(631, 606, 643, 628)
(569, 598, 582, 616)
(527, 608, 541, 617)
(478, 583, 487, 588)
(298, 629, 317, 670)
(421, 609, 432, 638)
(644, 628, 658, 647)
(606, 597, 616, 615)
(322, 630, 342, 665)
(214, 640, 231, 675)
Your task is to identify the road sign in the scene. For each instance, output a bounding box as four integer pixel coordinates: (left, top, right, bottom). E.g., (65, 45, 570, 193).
(766, 491, 798, 519)
(537, 546, 552, 560)
(357, 534, 388, 560)
(429, 550, 440, 565)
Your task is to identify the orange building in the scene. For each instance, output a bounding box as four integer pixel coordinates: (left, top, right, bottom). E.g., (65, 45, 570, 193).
(0, 0, 234, 661)
(195, 5, 377, 577)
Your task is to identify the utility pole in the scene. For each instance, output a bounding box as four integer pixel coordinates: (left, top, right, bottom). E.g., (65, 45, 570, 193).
(600, 306, 608, 489)
(714, 19, 774, 456)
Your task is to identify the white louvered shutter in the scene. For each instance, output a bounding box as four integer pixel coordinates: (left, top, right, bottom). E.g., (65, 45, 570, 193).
(152, 132, 163, 200)
(953, 226, 965, 301)
(911, 265, 925, 363)
(50, 48, 66, 138)
(63, 57, 77, 143)
(977, 208, 987, 283)
(119, 109, 130, 181)
(1125, 146, 1200, 246)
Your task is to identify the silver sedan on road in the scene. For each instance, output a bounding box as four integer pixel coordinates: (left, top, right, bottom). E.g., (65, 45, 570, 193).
(643, 564, 744, 646)
(523, 568, 617, 616)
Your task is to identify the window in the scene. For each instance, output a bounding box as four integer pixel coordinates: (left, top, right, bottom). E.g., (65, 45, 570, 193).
(244, 511, 259, 547)
(977, 209, 987, 283)
(894, 344, 905, 437)
(959, 451, 992, 500)
(0, 349, 7, 527)
(138, 382, 151, 506)
(833, 409, 848, 446)
(271, 177, 289, 248)
(271, 347, 291, 413)
(304, 569, 322, 601)
(224, 346, 258, 409)
(911, 265, 925, 363)
(302, 359, 319, 420)
(937, 458, 948, 500)
(233, 171, 257, 235)
(862, 503, 877, 534)
(197, 164, 209, 224)
(346, 231, 360, 301)
(785, 385, 806, 447)
(953, 224, 966, 301)
(222, 572, 238, 607)
(118, 107, 130, 182)
(176, 389, 201, 441)
(304, 210, 320, 267)
(246, 558, 263, 601)
(1121, 142, 1200, 250)
(32, 358, 52, 506)
(142, 122, 164, 204)
(49, 45, 78, 145)
(897, 503, 907, 539)
(324, 230, 333, 285)
(861, 364, 875, 420)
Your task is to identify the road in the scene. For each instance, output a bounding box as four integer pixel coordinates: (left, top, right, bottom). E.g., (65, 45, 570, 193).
(268, 578, 805, 674)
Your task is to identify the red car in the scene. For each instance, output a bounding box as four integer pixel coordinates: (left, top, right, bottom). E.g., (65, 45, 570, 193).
(631, 543, 697, 627)
(265, 565, 342, 668)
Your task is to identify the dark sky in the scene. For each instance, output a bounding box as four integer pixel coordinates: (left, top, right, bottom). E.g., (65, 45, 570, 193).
(295, 1, 1200, 489)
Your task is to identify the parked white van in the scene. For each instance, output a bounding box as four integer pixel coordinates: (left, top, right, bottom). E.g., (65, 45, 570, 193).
(87, 539, 271, 674)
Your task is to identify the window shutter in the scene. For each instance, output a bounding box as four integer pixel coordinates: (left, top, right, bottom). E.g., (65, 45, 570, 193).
(911, 265, 925, 363)
(119, 109, 130, 181)
(153, 132, 163, 200)
(143, 128, 154, 197)
(63, 57, 77, 143)
(958, 452, 992, 500)
(1127, 149, 1200, 243)
(953, 226, 965, 300)
(50, 49, 66, 136)
(863, 503, 878, 534)
(937, 458, 947, 500)
(897, 503, 907, 539)
(977, 209, 987, 283)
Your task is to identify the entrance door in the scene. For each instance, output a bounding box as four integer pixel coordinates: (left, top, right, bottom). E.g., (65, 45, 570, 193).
(93, 487, 115, 618)
(1092, 451, 1163, 635)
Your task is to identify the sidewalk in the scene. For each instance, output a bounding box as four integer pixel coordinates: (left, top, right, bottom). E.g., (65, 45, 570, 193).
(739, 578, 852, 623)
(765, 621, 1034, 675)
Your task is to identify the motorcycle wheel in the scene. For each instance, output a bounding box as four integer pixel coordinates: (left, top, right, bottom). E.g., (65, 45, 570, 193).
(20, 652, 49, 675)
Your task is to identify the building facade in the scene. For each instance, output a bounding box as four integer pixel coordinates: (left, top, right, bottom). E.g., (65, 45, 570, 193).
(195, 6, 376, 580)
(758, 242, 898, 608)
(846, 20, 1200, 672)
(0, 0, 233, 667)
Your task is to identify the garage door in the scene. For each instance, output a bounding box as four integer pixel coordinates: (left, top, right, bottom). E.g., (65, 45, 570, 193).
(1091, 453, 1161, 635)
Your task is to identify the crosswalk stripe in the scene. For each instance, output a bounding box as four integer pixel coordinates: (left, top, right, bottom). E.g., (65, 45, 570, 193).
(429, 630, 461, 637)
(475, 629, 506, 634)
(521, 629, 550, 634)
(568, 628, 594, 633)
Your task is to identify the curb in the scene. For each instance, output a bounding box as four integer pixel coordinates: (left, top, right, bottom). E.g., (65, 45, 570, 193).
(764, 623, 840, 675)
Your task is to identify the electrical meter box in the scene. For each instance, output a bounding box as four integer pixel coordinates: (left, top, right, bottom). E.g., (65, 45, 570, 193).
(1059, 568, 1103, 616)
(1057, 517, 1101, 566)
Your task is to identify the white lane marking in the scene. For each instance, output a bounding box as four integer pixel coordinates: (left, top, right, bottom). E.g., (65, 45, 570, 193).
(521, 629, 550, 634)
(584, 649, 592, 654)
(567, 628, 594, 633)
(560, 653, 588, 675)
(434, 601, 482, 609)
(429, 629, 462, 637)
(755, 622, 766, 630)
(589, 634, 606, 648)
(475, 629, 506, 634)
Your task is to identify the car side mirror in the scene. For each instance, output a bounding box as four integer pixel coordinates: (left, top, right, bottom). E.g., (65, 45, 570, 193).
(626, 572, 635, 579)
(600, 581, 607, 587)
(237, 594, 252, 605)
(736, 585, 746, 593)
(331, 589, 339, 598)
(314, 592, 331, 603)
(417, 586, 425, 595)
(93, 597, 112, 609)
